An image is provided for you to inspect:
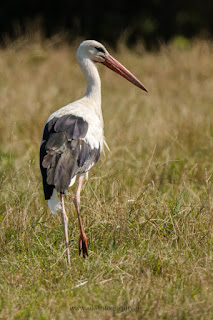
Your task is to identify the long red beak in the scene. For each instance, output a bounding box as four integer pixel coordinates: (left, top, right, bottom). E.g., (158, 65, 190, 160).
(102, 55, 148, 92)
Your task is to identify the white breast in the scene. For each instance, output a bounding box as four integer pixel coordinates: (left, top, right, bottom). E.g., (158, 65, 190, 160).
(47, 97, 104, 151)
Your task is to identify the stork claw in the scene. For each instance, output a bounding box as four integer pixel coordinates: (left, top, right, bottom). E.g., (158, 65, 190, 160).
(79, 232, 88, 258)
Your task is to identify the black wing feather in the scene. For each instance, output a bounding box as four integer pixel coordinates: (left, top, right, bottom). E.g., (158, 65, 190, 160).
(40, 115, 100, 199)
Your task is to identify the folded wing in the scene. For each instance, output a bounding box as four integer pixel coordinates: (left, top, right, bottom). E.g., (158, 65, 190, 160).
(40, 115, 100, 199)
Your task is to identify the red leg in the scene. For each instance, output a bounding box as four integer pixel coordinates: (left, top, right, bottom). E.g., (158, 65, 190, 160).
(73, 176, 88, 258)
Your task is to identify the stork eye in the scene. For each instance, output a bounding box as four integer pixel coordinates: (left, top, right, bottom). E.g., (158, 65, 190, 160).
(94, 46, 105, 54)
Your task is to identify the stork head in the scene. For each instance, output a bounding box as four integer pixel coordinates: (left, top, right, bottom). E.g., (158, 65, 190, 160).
(77, 40, 148, 92)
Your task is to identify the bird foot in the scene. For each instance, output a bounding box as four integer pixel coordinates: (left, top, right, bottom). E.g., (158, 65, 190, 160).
(79, 232, 88, 258)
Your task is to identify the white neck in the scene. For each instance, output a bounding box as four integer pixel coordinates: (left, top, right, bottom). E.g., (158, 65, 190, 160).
(78, 57, 102, 108)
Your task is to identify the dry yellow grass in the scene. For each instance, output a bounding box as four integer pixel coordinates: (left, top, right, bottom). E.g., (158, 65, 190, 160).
(0, 37, 213, 319)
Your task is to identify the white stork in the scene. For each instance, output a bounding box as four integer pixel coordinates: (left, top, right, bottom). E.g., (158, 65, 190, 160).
(40, 40, 147, 264)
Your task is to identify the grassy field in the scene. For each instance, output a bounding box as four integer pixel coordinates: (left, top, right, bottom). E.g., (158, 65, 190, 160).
(0, 36, 213, 319)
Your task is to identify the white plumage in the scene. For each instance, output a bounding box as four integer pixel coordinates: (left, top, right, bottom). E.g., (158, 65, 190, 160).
(47, 98, 105, 151)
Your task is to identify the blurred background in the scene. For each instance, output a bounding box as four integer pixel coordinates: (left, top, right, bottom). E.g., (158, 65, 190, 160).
(1, 0, 213, 48)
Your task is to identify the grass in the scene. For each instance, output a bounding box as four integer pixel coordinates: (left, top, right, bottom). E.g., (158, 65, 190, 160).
(0, 36, 213, 319)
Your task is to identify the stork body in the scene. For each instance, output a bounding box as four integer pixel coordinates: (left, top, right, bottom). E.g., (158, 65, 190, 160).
(40, 40, 147, 264)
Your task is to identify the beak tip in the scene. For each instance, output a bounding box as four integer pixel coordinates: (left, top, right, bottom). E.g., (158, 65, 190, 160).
(141, 85, 148, 93)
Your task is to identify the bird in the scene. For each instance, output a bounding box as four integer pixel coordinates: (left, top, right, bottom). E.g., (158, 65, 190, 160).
(40, 40, 148, 265)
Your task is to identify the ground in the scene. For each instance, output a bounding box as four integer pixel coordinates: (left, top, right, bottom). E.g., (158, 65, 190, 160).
(0, 36, 213, 319)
